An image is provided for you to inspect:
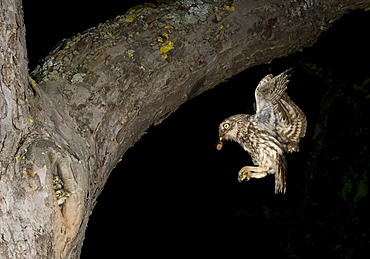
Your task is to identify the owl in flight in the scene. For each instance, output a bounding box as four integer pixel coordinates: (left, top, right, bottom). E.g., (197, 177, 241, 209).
(217, 69, 307, 194)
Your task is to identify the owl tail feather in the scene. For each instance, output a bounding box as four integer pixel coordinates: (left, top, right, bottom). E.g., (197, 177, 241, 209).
(274, 154, 287, 194)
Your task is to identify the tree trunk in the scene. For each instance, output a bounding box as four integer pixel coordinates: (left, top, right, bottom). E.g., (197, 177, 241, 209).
(1, 0, 369, 258)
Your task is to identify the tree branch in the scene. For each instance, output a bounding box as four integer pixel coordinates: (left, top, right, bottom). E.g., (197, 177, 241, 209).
(30, 0, 370, 191)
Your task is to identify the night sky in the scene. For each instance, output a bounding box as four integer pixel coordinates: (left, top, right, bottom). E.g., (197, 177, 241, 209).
(23, 2, 370, 258)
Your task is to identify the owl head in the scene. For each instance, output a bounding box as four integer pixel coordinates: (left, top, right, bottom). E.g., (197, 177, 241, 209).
(217, 114, 250, 150)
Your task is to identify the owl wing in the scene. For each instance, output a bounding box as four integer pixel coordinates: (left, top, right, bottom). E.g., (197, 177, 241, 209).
(275, 92, 307, 152)
(253, 69, 307, 152)
(253, 69, 291, 125)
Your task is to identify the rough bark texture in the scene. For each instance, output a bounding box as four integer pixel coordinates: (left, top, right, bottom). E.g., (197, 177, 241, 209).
(1, 0, 370, 258)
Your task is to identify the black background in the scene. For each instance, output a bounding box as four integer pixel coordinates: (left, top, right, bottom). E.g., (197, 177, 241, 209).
(23, 2, 370, 258)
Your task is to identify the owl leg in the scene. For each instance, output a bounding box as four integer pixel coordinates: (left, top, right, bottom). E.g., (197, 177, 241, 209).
(238, 166, 268, 182)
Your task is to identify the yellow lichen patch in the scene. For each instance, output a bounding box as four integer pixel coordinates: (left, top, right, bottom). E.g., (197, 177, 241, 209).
(224, 5, 235, 12)
(158, 25, 174, 59)
(127, 49, 135, 57)
(163, 33, 169, 40)
(62, 36, 81, 50)
(124, 15, 135, 22)
(165, 25, 173, 32)
(29, 76, 37, 87)
(160, 41, 174, 59)
(123, 13, 139, 23)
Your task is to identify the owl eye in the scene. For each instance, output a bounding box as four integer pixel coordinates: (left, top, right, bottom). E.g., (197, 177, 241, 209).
(223, 123, 230, 130)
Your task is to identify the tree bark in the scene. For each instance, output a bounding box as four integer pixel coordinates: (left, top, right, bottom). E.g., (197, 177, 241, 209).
(1, 0, 370, 258)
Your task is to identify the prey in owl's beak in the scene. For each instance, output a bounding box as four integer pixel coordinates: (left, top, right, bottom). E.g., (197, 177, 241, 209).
(216, 136, 224, 151)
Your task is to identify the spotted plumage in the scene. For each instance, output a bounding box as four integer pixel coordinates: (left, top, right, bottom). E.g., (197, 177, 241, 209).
(217, 69, 307, 194)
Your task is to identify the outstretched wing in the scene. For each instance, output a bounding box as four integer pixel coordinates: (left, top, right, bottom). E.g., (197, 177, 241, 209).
(276, 92, 307, 152)
(253, 69, 307, 152)
(253, 69, 292, 124)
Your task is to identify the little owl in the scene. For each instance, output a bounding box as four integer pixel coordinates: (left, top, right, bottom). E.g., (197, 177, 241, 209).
(217, 69, 307, 194)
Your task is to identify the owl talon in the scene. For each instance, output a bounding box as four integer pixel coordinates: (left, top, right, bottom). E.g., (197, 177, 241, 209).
(238, 166, 253, 182)
(238, 171, 251, 182)
(238, 166, 268, 182)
